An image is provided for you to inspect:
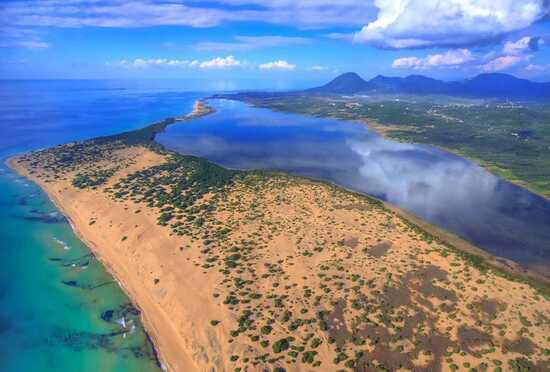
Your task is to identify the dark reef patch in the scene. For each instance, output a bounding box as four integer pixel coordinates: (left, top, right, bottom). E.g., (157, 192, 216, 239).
(62, 280, 114, 290)
(14, 211, 67, 224)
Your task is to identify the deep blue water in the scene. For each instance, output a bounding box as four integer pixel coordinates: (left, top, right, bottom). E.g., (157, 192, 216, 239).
(0, 80, 201, 371)
(158, 99, 550, 276)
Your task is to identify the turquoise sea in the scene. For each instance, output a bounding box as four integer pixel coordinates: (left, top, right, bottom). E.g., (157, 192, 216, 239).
(0, 80, 201, 371)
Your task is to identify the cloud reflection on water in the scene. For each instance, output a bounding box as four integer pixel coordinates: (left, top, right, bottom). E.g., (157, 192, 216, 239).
(157, 99, 550, 272)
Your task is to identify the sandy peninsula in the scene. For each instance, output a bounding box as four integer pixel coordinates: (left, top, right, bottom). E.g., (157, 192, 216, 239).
(8, 101, 550, 372)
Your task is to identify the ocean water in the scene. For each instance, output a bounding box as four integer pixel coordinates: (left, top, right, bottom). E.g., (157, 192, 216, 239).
(0, 80, 201, 371)
(158, 99, 550, 275)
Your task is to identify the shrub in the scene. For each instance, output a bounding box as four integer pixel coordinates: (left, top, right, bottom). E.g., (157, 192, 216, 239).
(272, 338, 290, 353)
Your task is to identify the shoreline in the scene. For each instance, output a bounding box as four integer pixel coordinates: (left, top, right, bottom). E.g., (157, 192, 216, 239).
(4, 99, 217, 372)
(5, 156, 173, 371)
(281, 170, 550, 285)
(7, 99, 550, 371)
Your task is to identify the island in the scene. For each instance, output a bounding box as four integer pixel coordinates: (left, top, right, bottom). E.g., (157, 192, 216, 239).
(8, 100, 550, 371)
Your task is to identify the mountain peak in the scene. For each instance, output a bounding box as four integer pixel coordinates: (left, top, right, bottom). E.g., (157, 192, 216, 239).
(468, 73, 523, 82)
(310, 72, 369, 94)
(337, 72, 363, 79)
(307, 72, 550, 99)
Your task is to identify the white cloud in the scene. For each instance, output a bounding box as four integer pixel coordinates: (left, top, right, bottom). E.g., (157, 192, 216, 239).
(0, 0, 377, 29)
(310, 65, 327, 71)
(118, 58, 190, 68)
(193, 35, 310, 51)
(482, 55, 531, 72)
(354, 0, 549, 48)
(116, 56, 242, 69)
(0, 40, 50, 49)
(326, 32, 354, 41)
(392, 57, 422, 69)
(0, 26, 50, 49)
(392, 49, 474, 70)
(503, 36, 544, 55)
(198, 55, 241, 69)
(259, 60, 296, 71)
(525, 63, 550, 72)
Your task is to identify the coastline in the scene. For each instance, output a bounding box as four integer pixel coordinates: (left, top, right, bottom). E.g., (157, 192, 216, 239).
(7, 99, 550, 371)
(6, 156, 183, 372)
(5, 100, 217, 372)
(287, 171, 550, 285)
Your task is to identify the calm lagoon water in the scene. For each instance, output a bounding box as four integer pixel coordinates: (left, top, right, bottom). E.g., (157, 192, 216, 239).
(158, 99, 550, 275)
(0, 80, 201, 371)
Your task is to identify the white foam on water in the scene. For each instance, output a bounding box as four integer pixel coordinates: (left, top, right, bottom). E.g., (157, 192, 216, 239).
(52, 237, 71, 250)
(118, 317, 126, 328)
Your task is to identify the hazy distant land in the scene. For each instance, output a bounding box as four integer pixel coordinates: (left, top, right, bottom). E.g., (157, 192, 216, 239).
(8, 99, 550, 371)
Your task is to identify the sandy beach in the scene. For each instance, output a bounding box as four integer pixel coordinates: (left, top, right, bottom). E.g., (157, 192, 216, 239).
(7, 102, 550, 371)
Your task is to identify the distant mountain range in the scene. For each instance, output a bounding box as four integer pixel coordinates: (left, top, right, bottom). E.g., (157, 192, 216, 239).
(307, 72, 550, 100)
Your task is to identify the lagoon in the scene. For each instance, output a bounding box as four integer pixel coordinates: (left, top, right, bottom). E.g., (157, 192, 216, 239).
(158, 99, 550, 275)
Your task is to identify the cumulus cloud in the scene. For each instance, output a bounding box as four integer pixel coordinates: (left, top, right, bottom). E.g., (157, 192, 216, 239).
(197, 55, 241, 69)
(503, 36, 544, 55)
(115, 56, 299, 71)
(117, 58, 191, 68)
(259, 60, 296, 71)
(482, 55, 531, 72)
(354, 0, 550, 49)
(116, 56, 243, 69)
(392, 49, 474, 70)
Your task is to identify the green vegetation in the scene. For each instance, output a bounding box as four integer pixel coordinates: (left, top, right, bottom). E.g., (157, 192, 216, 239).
(17, 99, 550, 371)
(109, 154, 237, 234)
(72, 167, 120, 189)
(232, 94, 550, 198)
(272, 338, 290, 353)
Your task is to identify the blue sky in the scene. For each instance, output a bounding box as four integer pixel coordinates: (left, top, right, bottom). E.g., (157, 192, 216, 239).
(1, 0, 550, 87)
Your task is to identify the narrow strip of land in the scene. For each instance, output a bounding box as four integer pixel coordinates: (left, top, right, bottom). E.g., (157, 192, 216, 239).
(9, 101, 550, 372)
